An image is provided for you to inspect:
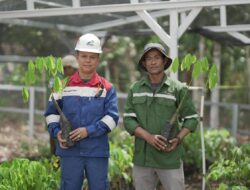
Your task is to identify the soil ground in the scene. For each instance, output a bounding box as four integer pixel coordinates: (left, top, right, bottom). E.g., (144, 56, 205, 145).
(0, 122, 50, 162)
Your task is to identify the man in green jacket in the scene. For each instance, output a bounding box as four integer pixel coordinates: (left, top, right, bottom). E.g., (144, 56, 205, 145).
(123, 43, 199, 190)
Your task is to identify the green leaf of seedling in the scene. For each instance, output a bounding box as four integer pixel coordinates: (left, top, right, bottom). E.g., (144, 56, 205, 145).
(48, 56, 56, 69)
(181, 54, 196, 71)
(35, 57, 44, 74)
(192, 55, 197, 62)
(22, 87, 29, 102)
(201, 57, 209, 72)
(51, 67, 57, 76)
(41, 57, 47, 70)
(192, 60, 202, 79)
(53, 77, 62, 93)
(218, 183, 228, 190)
(56, 58, 64, 74)
(180, 58, 186, 71)
(208, 64, 218, 89)
(47, 56, 56, 76)
(28, 60, 35, 73)
(24, 72, 31, 86)
(189, 54, 197, 65)
(171, 58, 179, 73)
(26, 61, 36, 84)
(28, 70, 35, 84)
(62, 77, 69, 89)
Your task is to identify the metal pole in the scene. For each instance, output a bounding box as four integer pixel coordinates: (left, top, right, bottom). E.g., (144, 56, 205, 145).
(26, 0, 34, 10)
(169, 7, 178, 80)
(189, 86, 206, 189)
(72, 0, 80, 7)
(232, 104, 239, 138)
(28, 86, 35, 138)
(200, 88, 206, 190)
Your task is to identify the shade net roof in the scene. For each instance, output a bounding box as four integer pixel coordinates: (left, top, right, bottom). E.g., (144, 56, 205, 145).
(0, 0, 249, 58)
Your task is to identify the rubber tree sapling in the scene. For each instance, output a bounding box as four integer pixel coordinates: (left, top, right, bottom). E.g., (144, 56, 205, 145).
(161, 54, 218, 146)
(22, 56, 75, 147)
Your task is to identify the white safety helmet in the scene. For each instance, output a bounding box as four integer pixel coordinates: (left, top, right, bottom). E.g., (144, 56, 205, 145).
(62, 55, 78, 69)
(75, 33, 102, 54)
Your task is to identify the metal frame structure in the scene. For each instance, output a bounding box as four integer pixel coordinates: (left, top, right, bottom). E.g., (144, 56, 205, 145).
(0, 0, 250, 77)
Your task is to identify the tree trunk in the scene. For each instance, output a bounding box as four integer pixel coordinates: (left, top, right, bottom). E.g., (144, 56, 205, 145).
(210, 42, 221, 128)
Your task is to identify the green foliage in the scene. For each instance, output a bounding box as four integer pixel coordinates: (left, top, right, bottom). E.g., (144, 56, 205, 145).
(22, 55, 66, 102)
(184, 128, 250, 189)
(204, 129, 236, 161)
(183, 128, 236, 170)
(206, 143, 250, 189)
(171, 54, 218, 89)
(171, 57, 179, 73)
(0, 157, 60, 190)
(1, 128, 248, 189)
(182, 130, 200, 168)
(0, 138, 134, 190)
(108, 128, 134, 189)
(22, 87, 29, 102)
(169, 54, 218, 124)
(180, 54, 197, 71)
(208, 64, 218, 89)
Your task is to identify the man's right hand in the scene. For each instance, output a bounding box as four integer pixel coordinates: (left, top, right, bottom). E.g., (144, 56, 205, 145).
(146, 134, 168, 151)
(57, 131, 68, 149)
(134, 126, 168, 151)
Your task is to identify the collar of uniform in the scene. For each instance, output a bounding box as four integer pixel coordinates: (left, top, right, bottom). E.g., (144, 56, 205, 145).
(70, 71, 100, 86)
(164, 75, 171, 86)
(140, 76, 150, 87)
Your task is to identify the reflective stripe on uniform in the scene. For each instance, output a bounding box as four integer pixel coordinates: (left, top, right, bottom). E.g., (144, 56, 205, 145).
(62, 86, 107, 98)
(101, 115, 116, 130)
(45, 114, 60, 125)
(154, 94, 176, 101)
(133, 92, 176, 101)
(182, 114, 199, 120)
(123, 113, 137, 118)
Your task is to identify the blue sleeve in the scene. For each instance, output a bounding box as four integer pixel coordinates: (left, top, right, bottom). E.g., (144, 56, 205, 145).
(87, 86, 119, 138)
(44, 94, 62, 138)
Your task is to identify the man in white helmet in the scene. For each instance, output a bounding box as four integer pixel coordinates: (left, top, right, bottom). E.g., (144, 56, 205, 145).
(62, 54, 78, 77)
(45, 33, 119, 190)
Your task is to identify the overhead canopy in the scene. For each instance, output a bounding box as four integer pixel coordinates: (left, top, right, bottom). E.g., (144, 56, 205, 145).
(0, 0, 250, 37)
(0, 0, 250, 65)
(190, 27, 250, 46)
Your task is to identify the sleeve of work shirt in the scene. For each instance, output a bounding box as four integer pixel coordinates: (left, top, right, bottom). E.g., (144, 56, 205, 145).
(123, 89, 139, 135)
(86, 86, 119, 138)
(44, 93, 62, 138)
(178, 87, 199, 132)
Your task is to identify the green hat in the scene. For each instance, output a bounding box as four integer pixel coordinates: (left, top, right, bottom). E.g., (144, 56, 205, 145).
(138, 43, 172, 71)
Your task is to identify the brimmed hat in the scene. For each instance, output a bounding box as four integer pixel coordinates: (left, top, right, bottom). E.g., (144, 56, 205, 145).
(62, 55, 78, 69)
(138, 43, 172, 71)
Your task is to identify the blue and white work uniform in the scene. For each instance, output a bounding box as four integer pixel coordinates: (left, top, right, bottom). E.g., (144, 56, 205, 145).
(44, 71, 119, 190)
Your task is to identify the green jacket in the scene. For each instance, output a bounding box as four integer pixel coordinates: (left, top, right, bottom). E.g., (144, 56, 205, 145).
(123, 74, 199, 169)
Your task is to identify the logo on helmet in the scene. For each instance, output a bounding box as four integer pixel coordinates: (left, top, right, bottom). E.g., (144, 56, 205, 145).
(87, 40, 95, 46)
